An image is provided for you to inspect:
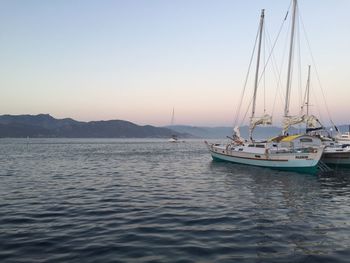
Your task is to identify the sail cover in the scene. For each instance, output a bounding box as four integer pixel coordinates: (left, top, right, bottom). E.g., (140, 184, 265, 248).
(250, 114, 272, 131)
(249, 114, 272, 140)
(282, 114, 322, 134)
(233, 126, 242, 139)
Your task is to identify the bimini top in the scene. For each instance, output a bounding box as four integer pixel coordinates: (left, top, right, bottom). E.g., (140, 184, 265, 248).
(269, 134, 305, 143)
(281, 134, 302, 142)
(269, 134, 322, 146)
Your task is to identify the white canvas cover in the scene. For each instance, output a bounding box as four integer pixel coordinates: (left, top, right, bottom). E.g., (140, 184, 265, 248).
(282, 114, 321, 134)
(233, 126, 242, 139)
(249, 114, 272, 140)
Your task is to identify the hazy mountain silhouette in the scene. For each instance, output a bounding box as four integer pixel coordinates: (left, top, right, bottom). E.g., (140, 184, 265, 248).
(0, 114, 347, 139)
(167, 124, 349, 139)
(0, 114, 189, 138)
(166, 125, 283, 139)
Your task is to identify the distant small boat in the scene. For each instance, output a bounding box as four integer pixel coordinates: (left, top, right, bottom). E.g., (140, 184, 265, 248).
(169, 107, 180, 143)
(168, 135, 179, 143)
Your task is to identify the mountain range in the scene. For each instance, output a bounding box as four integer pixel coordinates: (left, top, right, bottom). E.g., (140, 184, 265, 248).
(0, 114, 188, 138)
(165, 125, 283, 139)
(0, 114, 348, 139)
(167, 124, 350, 139)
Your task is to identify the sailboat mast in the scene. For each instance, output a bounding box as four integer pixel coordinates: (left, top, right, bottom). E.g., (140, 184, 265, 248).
(284, 0, 297, 118)
(306, 65, 311, 116)
(170, 107, 175, 126)
(251, 9, 265, 121)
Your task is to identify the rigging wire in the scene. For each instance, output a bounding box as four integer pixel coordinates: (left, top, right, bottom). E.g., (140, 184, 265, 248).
(248, 4, 291, 124)
(299, 10, 336, 128)
(256, 3, 291, 125)
(263, 22, 266, 114)
(297, 10, 303, 117)
(257, 6, 291, 86)
(265, 25, 288, 120)
(301, 70, 309, 114)
(239, 96, 254, 128)
(232, 20, 261, 129)
(234, 2, 292, 129)
(311, 82, 325, 125)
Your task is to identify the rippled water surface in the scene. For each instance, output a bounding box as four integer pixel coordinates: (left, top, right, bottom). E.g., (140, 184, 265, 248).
(1, 138, 350, 263)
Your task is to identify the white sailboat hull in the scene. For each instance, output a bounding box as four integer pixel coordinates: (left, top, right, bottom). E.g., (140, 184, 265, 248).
(335, 139, 350, 145)
(335, 132, 350, 144)
(322, 147, 350, 166)
(206, 142, 324, 173)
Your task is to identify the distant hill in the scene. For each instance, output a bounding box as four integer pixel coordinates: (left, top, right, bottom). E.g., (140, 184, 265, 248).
(164, 125, 231, 139)
(166, 124, 348, 139)
(0, 114, 190, 138)
(337, 125, 350, 133)
(166, 125, 283, 139)
(0, 114, 347, 139)
(0, 114, 79, 129)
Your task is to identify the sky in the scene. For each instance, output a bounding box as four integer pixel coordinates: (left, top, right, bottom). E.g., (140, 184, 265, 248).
(0, 0, 349, 127)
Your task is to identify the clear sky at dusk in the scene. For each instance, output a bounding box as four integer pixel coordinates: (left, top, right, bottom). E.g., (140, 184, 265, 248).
(0, 0, 349, 126)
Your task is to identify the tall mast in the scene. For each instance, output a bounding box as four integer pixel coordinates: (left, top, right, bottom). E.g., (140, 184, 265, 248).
(284, 0, 297, 119)
(249, 9, 265, 141)
(251, 9, 265, 121)
(306, 65, 311, 116)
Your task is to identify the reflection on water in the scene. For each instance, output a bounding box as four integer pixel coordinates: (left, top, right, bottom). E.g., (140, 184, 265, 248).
(0, 138, 349, 263)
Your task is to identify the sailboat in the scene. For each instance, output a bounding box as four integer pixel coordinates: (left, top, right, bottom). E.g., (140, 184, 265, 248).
(168, 107, 179, 143)
(301, 66, 350, 167)
(205, 2, 325, 174)
(334, 126, 350, 144)
(321, 139, 350, 167)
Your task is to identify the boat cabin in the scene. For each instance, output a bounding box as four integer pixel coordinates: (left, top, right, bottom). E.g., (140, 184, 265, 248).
(269, 134, 322, 149)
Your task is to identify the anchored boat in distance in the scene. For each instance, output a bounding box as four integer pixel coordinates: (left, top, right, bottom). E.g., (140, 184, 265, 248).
(168, 107, 179, 143)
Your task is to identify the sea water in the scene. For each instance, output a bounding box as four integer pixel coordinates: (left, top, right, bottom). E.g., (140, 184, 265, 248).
(0, 138, 349, 263)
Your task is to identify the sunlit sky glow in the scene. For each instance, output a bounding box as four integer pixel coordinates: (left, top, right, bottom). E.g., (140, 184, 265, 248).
(0, 0, 349, 126)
